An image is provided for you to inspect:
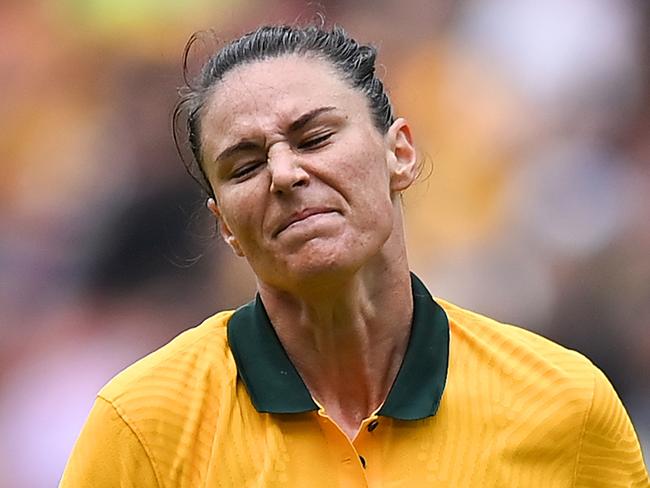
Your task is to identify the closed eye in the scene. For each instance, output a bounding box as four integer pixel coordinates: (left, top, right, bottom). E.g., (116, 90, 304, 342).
(297, 132, 333, 151)
(231, 160, 265, 179)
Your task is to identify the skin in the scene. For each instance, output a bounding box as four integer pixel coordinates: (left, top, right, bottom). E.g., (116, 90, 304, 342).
(200, 54, 418, 439)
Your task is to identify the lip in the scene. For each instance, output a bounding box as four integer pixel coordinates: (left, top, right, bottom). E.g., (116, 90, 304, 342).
(274, 208, 338, 237)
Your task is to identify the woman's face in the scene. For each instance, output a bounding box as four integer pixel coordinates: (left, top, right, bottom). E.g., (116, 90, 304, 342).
(199, 54, 416, 290)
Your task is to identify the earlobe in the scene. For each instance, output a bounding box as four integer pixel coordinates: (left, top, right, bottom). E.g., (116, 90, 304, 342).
(386, 118, 418, 193)
(206, 198, 245, 257)
(206, 198, 220, 218)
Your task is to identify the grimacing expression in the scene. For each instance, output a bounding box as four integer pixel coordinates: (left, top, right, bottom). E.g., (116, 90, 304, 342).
(200, 55, 417, 289)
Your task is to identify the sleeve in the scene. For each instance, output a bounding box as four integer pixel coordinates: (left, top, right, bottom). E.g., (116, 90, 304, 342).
(59, 395, 161, 488)
(574, 368, 649, 488)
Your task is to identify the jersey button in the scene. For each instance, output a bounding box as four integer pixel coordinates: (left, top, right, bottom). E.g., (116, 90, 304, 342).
(359, 455, 367, 468)
(367, 419, 379, 432)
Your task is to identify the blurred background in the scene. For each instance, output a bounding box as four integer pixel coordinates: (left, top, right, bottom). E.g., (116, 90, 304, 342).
(1, 0, 648, 485)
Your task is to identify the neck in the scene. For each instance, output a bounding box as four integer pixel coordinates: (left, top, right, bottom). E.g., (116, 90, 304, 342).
(257, 252, 413, 439)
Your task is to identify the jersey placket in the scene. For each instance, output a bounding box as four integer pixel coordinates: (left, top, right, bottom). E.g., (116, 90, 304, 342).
(315, 408, 385, 487)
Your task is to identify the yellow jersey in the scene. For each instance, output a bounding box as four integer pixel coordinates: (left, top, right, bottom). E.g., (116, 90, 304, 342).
(60, 275, 648, 487)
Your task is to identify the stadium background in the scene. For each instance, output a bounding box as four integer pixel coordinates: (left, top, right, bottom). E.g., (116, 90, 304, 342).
(1, 0, 648, 485)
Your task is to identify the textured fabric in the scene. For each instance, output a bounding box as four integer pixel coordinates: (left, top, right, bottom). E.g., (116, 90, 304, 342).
(60, 296, 649, 487)
(227, 273, 449, 419)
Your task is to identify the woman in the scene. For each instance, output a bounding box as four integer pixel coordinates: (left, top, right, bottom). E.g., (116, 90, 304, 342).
(61, 24, 648, 487)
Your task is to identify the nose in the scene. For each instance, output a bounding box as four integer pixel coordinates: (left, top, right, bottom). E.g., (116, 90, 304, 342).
(268, 143, 309, 194)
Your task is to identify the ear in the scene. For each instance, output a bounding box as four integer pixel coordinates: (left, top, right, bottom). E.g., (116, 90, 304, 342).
(207, 198, 245, 257)
(385, 117, 418, 193)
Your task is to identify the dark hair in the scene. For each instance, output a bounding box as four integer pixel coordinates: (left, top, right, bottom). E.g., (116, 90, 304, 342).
(173, 24, 395, 197)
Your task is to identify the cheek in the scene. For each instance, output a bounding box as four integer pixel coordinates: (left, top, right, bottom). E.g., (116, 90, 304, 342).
(334, 156, 394, 239)
(344, 146, 392, 207)
(216, 187, 259, 239)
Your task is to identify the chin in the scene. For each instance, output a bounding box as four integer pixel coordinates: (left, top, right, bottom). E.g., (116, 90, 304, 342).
(289, 249, 350, 278)
(281, 239, 382, 286)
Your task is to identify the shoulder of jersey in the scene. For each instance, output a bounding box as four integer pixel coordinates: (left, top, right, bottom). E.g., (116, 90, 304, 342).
(436, 297, 599, 387)
(98, 310, 235, 403)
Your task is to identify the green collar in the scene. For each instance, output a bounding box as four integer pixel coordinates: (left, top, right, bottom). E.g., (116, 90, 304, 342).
(227, 273, 449, 420)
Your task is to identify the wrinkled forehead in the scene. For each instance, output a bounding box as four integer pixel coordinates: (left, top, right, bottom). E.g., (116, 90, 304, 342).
(199, 54, 368, 152)
(205, 55, 348, 122)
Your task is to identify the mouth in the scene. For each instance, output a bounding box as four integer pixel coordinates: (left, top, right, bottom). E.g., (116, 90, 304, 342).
(274, 208, 339, 237)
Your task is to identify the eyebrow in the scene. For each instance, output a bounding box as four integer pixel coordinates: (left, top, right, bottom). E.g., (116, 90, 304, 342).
(288, 106, 336, 132)
(214, 140, 261, 164)
(214, 106, 338, 164)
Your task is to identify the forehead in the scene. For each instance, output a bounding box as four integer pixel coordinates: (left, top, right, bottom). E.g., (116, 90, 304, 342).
(199, 55, 371, 151)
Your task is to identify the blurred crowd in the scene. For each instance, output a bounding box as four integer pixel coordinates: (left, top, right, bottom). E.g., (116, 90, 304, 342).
(1, 0, 648, 485)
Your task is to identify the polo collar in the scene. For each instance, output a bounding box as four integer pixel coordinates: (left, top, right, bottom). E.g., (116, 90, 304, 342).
(227, 273, 449, 420)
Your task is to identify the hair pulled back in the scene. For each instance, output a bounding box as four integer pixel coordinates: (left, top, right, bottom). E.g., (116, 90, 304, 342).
(173, 24, 395, 197)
